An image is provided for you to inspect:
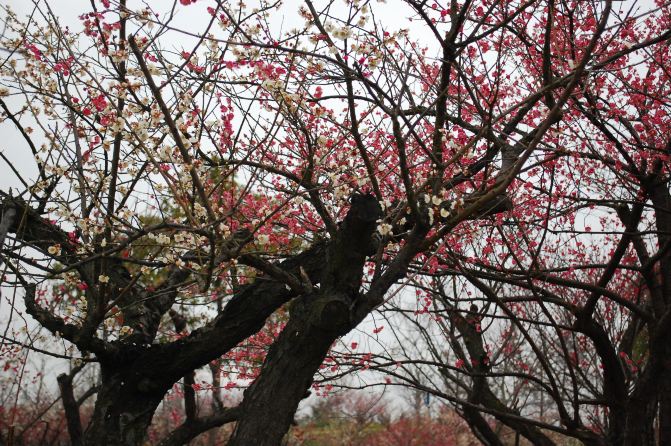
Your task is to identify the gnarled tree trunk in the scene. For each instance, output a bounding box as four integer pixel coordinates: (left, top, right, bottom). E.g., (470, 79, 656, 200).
(226, 296, 344, 445)
(228, 194, 382, 445)
(83, 364, 167, 446)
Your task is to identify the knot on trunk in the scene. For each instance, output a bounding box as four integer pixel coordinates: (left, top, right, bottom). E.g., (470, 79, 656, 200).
(309, 293, 352, 333)
(322, 194, 381, 294)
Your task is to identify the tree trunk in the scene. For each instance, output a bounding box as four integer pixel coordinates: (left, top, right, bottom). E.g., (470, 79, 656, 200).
(227, 294, 345, 445)
(229, 194, 382, 445)
(620, 349, 661, 446)
(660, 367, 671, 446)
(57, 371, 83, 446)
(621, 396, 657, 446)
(461, 407, 505, 446)
(83, 365, 166, 446)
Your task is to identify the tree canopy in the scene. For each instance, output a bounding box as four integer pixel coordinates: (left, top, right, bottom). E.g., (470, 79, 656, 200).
(1, 0, 671, 445)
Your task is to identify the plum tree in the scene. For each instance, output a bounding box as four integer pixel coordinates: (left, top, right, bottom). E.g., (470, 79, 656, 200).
(0, 0, 669, 445)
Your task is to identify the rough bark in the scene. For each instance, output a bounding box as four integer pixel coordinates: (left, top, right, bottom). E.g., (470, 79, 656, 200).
(74, 246, 324, 446)
(57, 371, 84, 446)
(157, 407, 240, 446)
(659, 359, 671, 446)
(461, 407, 505, 446)
(228, 194, 381, 445)
(623, 173, 671, 446)
(226, 301, 343, 445)
(83, 365, 167, 446)
(622, 376, 657, 446)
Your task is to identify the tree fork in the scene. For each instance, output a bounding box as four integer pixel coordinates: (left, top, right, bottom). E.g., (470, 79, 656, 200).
(229, 194, 381, 444)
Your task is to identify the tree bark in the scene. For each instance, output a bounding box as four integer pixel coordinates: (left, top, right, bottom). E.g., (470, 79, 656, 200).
(622, 393, 657, 446)
(619, 326, 667, 446)
(57, 371, 83, 446)
(228, 194, 382, 445)
(659, 365, 671, 446)
(461, 407, 505, 446)
(226, 297, 343, 445)
(82, 364, 167, 446)
(157, 407, 240, 446)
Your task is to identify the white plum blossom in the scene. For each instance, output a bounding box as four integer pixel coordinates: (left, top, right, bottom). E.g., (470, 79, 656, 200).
(194, 203, 208, 219)
(332, 26, 352, 41)
(377, 222, 393, 236)
(261, 79, 284, 91)
(334, 184, 351, 201)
